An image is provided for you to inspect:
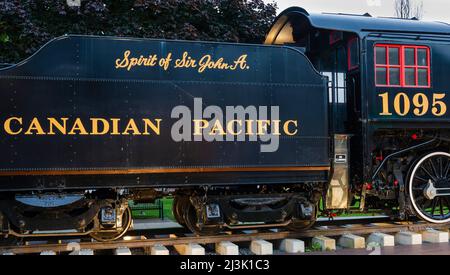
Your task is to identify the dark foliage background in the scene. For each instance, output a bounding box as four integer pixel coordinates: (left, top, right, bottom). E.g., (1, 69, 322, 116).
(0, 0, 277, 64)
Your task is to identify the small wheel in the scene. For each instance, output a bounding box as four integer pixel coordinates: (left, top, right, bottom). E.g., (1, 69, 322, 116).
(287, 203, 317, 231)
(90, 206, 132, 242)
(172, 196, 188, 227)
(183, 200, 221, 236)
(408, 152, 450, 224)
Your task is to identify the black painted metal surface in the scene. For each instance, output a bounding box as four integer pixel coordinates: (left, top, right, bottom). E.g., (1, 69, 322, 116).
(0, 35, 329, 190)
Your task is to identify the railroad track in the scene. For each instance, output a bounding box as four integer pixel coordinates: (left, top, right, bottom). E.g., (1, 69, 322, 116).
(1, 217, 449, 255)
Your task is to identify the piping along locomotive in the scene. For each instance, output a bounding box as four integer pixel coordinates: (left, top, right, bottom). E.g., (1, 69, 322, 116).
(1, 7, 450, 241)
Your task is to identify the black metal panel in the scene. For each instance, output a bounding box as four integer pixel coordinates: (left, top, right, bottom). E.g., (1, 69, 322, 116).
(0, 35, 329, 190)
(366, 39, 450, 125)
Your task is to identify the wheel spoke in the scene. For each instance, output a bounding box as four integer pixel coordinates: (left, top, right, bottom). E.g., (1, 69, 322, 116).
(439, 157, 443, 178)
(414, 175, 428, 182)
(412, 185, 426, 191)
(445, 197, 450, 208)
(444, 159, 450, 178)
(439, 198, 444, 217)
(431, 199, 437, 216)
(420, 165, 436, 181)
(429, 159, 439, 179)
(415, 196, 425, 204)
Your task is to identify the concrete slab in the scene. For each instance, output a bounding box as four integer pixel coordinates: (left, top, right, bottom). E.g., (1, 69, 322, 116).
(40, 250, 56, 255)
(114, 247, 132, 255)
(312, 236, 336, 251)
(279, 239, 305, 253)
(367, 232, 395, 247)
(338, 234, 365, 249)
(395, 231, 422, 245)
(250, 240, 273, 255)
(422, 229, 449, 243)
(216, 241, 239, 255)
(174, 243, 205, 255)
(151, 245, 170, 255)
(69, 249, 94, 255)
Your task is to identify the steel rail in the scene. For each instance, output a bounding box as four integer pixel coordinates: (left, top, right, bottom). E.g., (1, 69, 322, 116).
(1, 220, 448, 254)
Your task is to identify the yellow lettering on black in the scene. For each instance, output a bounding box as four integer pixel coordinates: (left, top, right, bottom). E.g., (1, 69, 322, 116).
(4, 117, 23, 135)
(48, 118, 68, 135)
(68, 118, 89, 135)
(142, 118, 161, 135)
(25, 118, 45, 135)
(122, 119, 141, 135)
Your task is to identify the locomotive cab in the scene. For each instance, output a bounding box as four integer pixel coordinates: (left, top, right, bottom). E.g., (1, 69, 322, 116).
(266, 7, 450, 223)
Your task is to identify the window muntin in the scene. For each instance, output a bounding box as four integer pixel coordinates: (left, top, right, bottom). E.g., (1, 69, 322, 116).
(375, 44, 430, 88)
(347, 37, 359, 70)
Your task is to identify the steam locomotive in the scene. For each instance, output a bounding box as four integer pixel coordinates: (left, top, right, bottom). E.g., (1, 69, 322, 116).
(1, 7, 450, 241)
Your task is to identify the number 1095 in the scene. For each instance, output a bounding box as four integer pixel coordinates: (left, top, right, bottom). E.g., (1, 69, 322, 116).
(378, 92, 447, 117)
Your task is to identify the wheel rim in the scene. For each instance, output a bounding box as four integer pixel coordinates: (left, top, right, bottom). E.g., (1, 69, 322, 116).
(183, 200, 221, 236)
(409, 152, 450, 223)
(172, 196, 188, 226)
(288, 203, 317, 231)
(90, 206, 132, 241)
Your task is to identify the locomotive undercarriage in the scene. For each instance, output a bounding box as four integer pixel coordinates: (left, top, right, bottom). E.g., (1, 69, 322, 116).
(0, 184, 324, 241)
(367, 129, 450, 223)
(172, 184, 323, 235)
(0, 191, 132, 241)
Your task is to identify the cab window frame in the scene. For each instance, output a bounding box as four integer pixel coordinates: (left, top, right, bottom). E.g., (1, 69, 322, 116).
(374, 44, 431, 88)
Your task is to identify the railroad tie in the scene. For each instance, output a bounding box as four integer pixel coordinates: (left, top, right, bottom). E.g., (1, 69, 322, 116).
(69, 249, 94, 255)
(215, 241, 239, 255)
(312, 236, 336, 251)
(367, 232, 395, 247)
(395, 231, 422, 245)
(279, 239, 305, 253)
(422, 229, 449, 243)
(174, 243, 205, 255)
(40, 250, 57, 255)
(250, 240, 273, 255)
(338, 234, 366, 249)
(151, 245, 170, 255)
(115, 247, 132, 255)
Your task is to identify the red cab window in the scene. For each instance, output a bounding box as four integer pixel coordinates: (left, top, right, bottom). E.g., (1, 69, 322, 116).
(375, 44, 430, 88)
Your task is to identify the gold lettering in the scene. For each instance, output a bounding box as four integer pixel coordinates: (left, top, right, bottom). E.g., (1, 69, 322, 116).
(272, 120, 281, 135)
(159, 53, 172, 71)
(245, 120, 254, 135)
(122, 119, 141, 135)
(142, 118, 161, 135)
(230, 55, 249, 70)
(210, 120, 226, 135)
(175, 52, 197, 69)
(48, 118, 68, 135)
(283, 120, 298, 136)
(193, 119, 209, 136)
(115, 50, 131, 69)
(226, 120, 242, 136)
(90, 118, 110, 135)
(110, 118, 121, 135)
(4, 117, 22, 135)
(68, 118, 89, 135)
(25, 118, 45, 135)
(256, 120, 270, 135)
